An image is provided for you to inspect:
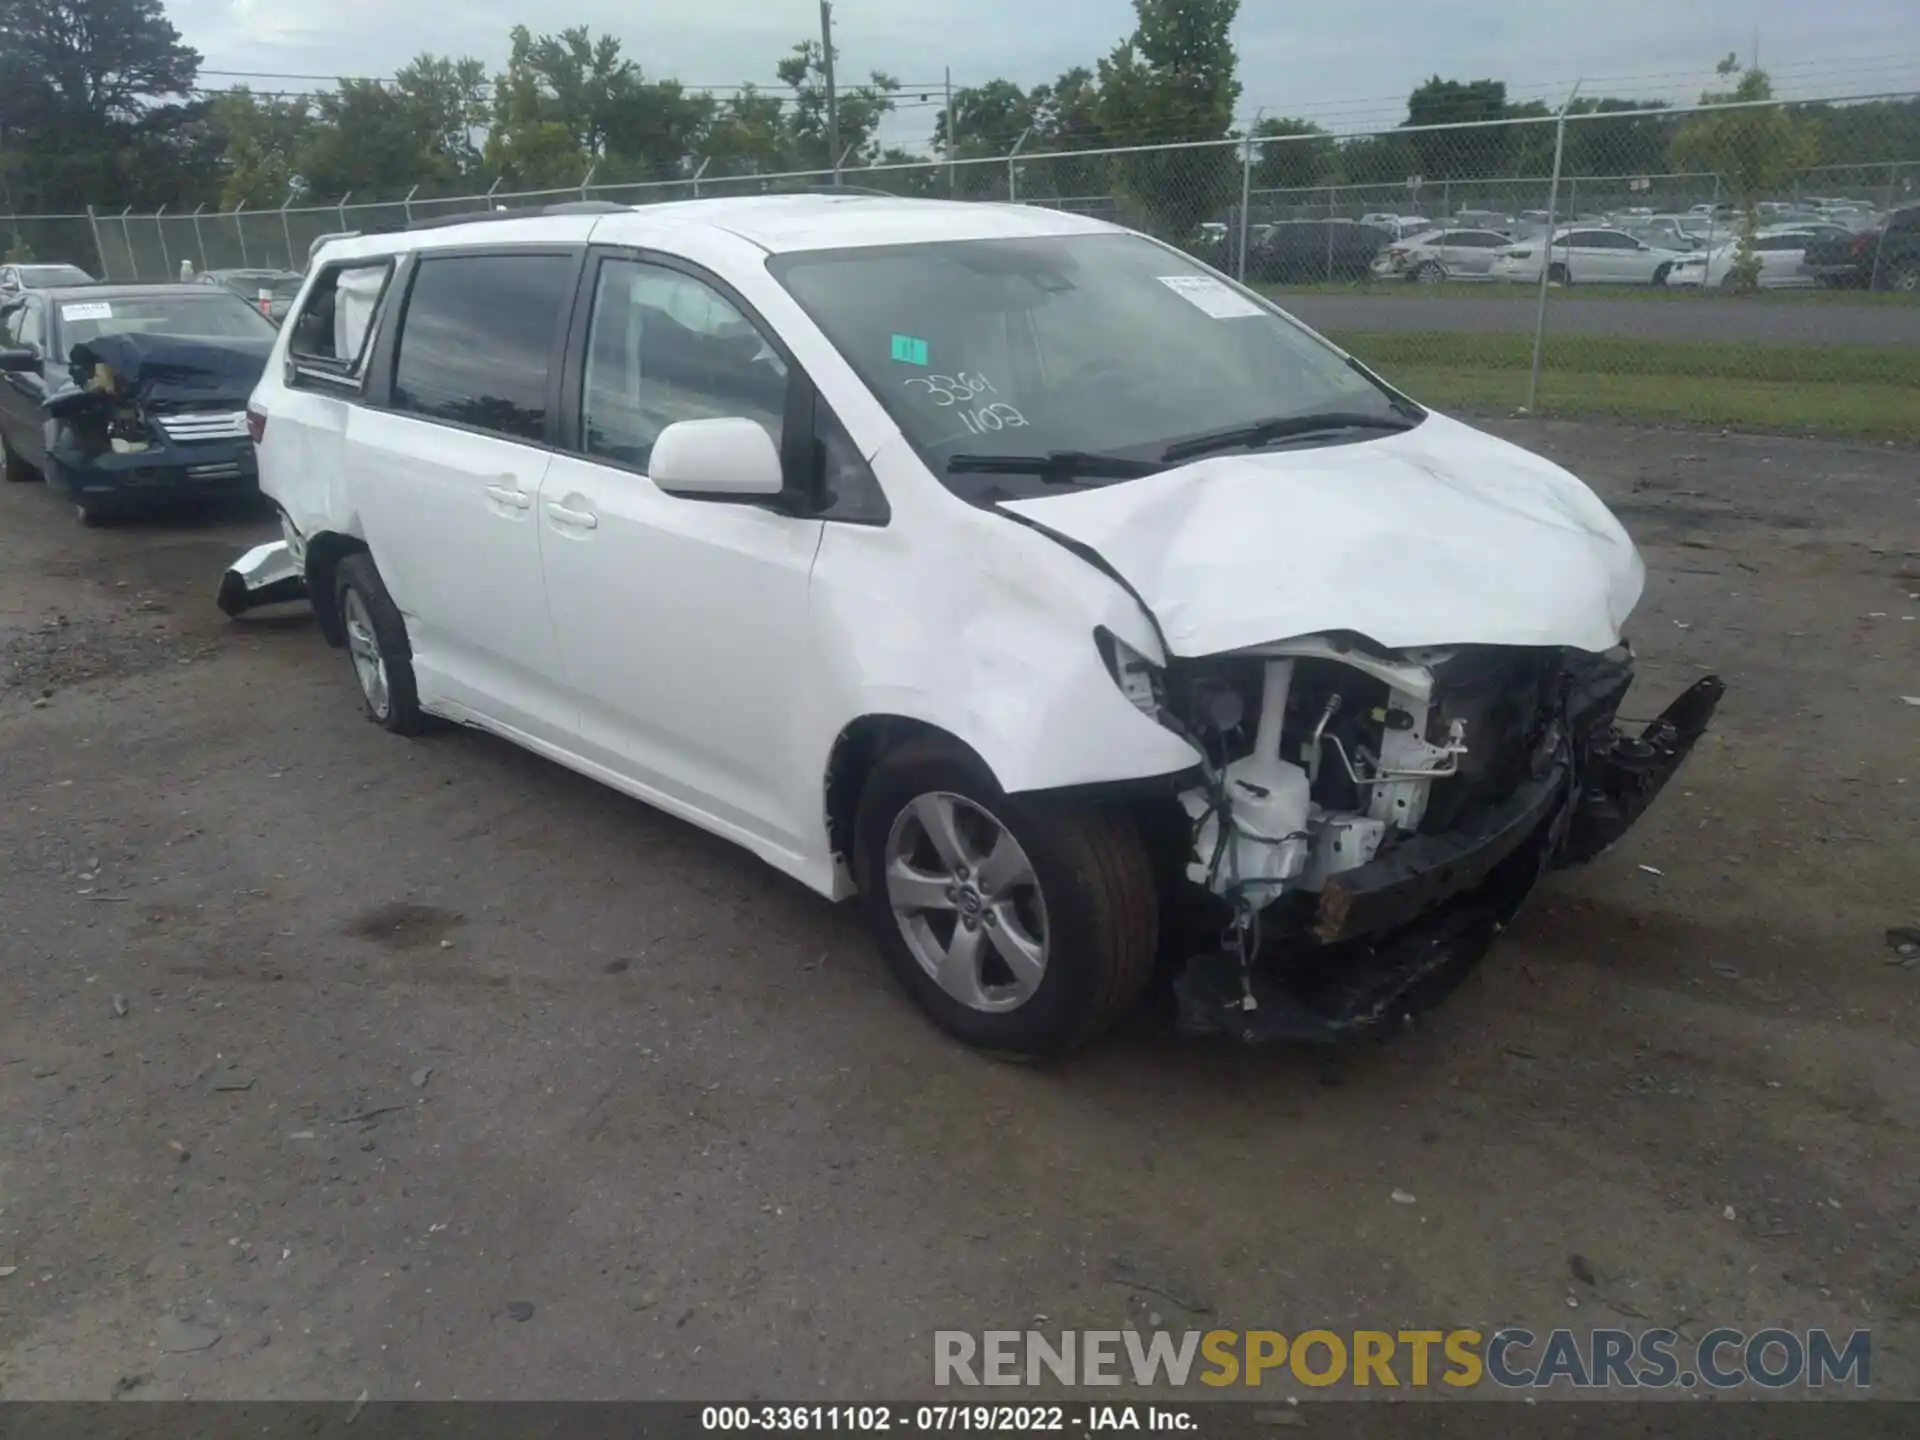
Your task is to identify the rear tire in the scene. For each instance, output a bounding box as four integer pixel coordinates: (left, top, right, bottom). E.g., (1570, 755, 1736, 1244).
(1883, 262, 1920, 293)
(1548, 263, 1570, 285)
(853, 736, 1158, 1060)
(73, 498, 121, 528)
(333, 552, 426, 735)
(1412, 262, 1446, 285)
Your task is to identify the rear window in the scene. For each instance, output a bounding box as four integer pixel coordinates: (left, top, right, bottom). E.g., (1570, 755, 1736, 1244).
(391, 252, 575, 444)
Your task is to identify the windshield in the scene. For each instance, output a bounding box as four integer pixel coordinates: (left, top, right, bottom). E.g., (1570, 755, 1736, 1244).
(19, 266, 93, 288)
(55, 293, 278, 349)
(768, 233, 1414, 497)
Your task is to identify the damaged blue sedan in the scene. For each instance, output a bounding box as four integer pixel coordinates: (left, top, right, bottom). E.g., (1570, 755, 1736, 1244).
(0, 284, 276, 525)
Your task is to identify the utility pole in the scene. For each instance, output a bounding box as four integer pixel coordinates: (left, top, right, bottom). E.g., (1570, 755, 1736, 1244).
(945, 66, 955, 196)
(820, 1, 841, 185)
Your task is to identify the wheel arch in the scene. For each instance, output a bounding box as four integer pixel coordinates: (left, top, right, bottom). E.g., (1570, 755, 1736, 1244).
(823, 714, 994, 889)
(303, 530, 371, 648)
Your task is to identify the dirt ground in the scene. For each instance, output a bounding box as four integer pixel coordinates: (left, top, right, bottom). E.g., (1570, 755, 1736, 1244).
(0, 418, 1915, 1405)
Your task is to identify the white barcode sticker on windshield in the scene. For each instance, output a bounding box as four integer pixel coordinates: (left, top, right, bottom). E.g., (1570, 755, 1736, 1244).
(1156, 275, 1262, 319)
(60, 301, 113, 321)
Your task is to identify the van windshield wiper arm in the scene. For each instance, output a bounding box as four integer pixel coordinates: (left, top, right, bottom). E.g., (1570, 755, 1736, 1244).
(945, 451, 1163, 485)
(1160, 411, 1417, 466)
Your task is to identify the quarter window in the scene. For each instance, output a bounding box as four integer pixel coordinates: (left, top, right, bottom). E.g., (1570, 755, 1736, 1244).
(580, 258, 788, 473)
(392, 252, 575, 444)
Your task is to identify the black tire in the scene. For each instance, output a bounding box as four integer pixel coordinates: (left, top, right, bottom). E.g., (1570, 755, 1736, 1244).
(1548, 263, 1570, 285)
(1412, 261, 1446, 285)
(333, 551, 427, 735)
(853, 736, 1158, 1059)
(1883, 262, 1920, 294)
(1, 429, 35, 483)
(73, 497, 121, 528)
(1651, 263, 1672, 286)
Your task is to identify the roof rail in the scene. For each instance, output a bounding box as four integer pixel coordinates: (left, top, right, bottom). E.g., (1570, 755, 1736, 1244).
(751, 184, 904, 199)
(404, 199, 631, 232)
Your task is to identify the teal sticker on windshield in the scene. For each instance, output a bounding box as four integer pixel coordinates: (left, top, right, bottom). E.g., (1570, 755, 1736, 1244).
(890, 334, 930, 366)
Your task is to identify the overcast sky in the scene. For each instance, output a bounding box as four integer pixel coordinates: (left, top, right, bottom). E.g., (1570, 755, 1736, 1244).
(174, 0, 1919, 151)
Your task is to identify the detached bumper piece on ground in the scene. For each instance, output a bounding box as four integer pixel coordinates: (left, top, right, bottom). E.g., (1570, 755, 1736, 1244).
(1173, 648, 1725, 1044)
(217, 538, 308, 617)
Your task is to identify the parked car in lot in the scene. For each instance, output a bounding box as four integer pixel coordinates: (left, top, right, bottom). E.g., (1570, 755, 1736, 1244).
(1247, 219, 1394, 282)
(0, 284, 276, 523)
(197, 268, 304, 323)
(1490, 227, 1690, 285)
(1370, 227, 1513, 282)
(1663, 229, 1826, 290)
(0, 263, 95, 295)
(1800, 203, 1920, 290)
(231, 195, 1721, 1056)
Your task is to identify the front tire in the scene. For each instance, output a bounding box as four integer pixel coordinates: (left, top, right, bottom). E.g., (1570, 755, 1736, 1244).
(854, 737, 1157, 1059)
(1412, 261, 1446, 285)
(74, 498, 121, 528)
(1548, 262, 1570, 285)
(334, 552, 426, 734)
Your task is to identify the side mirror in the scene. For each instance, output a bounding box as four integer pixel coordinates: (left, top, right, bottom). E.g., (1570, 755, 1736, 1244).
(649, 417, 784, 498)
(0, 346, 40, 373)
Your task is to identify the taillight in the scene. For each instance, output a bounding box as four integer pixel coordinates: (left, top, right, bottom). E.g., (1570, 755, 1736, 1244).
(1852, 232, 1874, 254)
(246, 404, 267, 443)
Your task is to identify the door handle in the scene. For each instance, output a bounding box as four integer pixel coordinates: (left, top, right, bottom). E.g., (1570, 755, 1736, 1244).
(485, 484, 531, 510)
(546, 502, 599, 530)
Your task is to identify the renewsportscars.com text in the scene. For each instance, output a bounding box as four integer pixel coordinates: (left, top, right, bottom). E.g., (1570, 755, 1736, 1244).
(933, 1327, 1871, 1391)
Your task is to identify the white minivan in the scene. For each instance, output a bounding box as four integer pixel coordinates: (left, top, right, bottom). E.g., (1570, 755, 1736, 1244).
(242, 195, 1722, 1056)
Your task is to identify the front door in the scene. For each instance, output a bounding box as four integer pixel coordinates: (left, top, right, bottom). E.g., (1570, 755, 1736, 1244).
(538, 253, 825, 851)
(349, 249, 581, 743)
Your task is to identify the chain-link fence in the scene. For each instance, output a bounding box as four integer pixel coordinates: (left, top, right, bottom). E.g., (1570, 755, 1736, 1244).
(7, 90, 1917, 438)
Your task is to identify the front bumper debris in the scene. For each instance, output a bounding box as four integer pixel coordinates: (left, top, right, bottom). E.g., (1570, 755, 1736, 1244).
(1173, 648, 1725, 1044)
(217, 539, 307, 618)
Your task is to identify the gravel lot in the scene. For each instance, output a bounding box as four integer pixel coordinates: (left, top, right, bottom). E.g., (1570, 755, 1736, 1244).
(1, 419, 1916, 1404)
(1279, 292, 1920, 345)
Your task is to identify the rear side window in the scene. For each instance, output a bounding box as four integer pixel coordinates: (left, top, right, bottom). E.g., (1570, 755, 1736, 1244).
(392, 253, 575, 445)
(290, 261, 392, 382)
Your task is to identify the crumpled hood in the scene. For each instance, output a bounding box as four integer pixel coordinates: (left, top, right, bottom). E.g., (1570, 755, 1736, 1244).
(56, 332, 272, 411)
(999, 412, 1646, 658)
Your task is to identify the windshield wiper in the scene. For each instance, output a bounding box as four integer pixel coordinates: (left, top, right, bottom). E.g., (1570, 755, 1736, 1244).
(1160, 410, 1417, 466)
(945, 451, 1163, 485)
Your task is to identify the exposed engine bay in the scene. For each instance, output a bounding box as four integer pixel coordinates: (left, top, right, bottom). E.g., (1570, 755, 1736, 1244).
(1142, 632, 1724, 1042)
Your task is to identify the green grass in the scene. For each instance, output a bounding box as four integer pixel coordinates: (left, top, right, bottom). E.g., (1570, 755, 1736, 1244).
(1260, 280, 1920, 307)
(1322, 328, 1920, 441)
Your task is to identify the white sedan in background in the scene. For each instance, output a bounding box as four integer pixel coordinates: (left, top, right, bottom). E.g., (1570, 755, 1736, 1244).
(1370, 228, 1515, 282)
(1490, 227, 1692, 286)
(1663, 229, 1827, 290)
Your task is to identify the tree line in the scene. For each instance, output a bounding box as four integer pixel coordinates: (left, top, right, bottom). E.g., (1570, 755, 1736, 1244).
(2, 0, 1916, 234)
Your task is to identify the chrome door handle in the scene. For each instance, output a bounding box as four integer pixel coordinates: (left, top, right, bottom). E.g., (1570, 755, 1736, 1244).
(546, 503, 598, 530)
(486, 484, 531, 510)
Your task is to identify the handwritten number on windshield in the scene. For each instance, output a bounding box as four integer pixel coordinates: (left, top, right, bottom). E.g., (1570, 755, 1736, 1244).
(957, 403, 1027, 435)
(903, 373, 997, 406)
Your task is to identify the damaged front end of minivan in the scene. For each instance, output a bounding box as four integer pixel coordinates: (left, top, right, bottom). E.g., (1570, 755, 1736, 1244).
(1000, 417, 1726, 1044)
(1130, 633, 1722, 1043)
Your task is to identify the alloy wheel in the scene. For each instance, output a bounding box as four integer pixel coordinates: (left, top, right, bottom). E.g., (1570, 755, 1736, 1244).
(884, 791, 1049, 1013)
(341, 587, 391, 718)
